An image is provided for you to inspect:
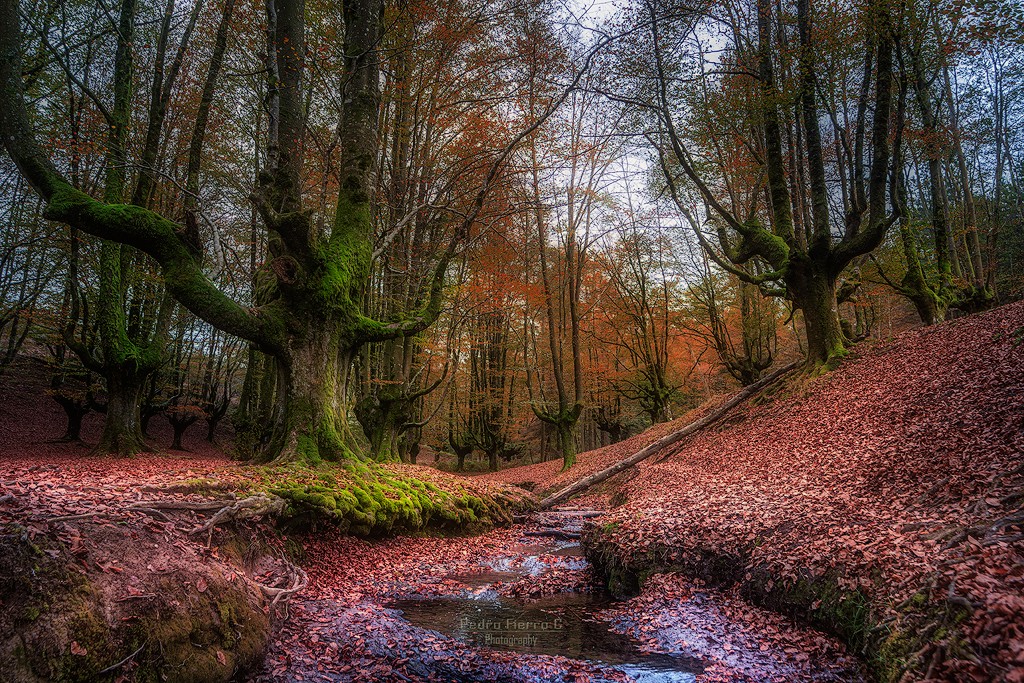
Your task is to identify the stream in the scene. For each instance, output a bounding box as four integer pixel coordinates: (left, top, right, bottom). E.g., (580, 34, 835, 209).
(386, 510, 705, 681)
(253, 509, 866, 683)
(389, 523, 707, 683)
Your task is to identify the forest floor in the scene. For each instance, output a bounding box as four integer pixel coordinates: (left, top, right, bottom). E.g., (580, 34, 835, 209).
(1, 303, 1021, 683)
(479, 302, 1024, 682)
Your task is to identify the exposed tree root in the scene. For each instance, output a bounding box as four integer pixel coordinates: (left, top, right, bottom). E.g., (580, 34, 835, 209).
(258, 563, 309, 618)
(971, 462, 1024, 514)
(187, 493, 285, 541)
(922, 509, 1024, 550)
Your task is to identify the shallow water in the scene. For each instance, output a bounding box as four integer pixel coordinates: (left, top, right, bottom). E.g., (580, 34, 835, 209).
(390, 592, 704, 682)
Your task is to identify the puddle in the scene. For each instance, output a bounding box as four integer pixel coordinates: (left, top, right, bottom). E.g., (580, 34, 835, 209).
(390, 593, 704, 682)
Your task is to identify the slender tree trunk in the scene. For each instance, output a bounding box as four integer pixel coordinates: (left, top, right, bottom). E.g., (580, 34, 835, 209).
(206, 417, 220, 443)
(169, 415, 197, 450)
(52, 397, 88, 443)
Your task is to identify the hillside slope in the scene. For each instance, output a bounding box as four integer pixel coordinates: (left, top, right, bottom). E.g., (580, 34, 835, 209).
(499, 302, 1024, 681)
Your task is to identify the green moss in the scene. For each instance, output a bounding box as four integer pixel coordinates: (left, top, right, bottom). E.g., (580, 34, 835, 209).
(878, 624, 917, 681)
(132, 580, 268, 683)
(872, 599, 971, 682)
(747, 572, 871, 649)
(295, 434, 324, 466)
(1, 524, 270, 683)
(256, 462, 528, 538)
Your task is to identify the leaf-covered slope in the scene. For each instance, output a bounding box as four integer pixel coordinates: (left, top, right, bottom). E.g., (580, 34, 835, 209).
(497, 302, 1024, 681)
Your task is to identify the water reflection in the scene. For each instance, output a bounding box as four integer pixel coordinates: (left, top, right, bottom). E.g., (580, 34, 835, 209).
(390, 593, 703, 682)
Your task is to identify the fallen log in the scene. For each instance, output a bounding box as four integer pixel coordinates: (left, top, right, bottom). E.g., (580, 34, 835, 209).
(537, 361, 800, 510)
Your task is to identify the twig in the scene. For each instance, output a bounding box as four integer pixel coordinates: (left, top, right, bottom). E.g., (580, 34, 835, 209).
(130, 507, 173, 522)
(96, 643, 146, 675)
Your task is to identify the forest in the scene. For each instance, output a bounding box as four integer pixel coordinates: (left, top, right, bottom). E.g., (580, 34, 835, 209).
(0, 0, 1019, 469)
(0, 0, 1022, 680)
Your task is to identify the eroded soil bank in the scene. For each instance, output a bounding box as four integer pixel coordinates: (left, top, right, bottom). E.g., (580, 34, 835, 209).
(0, 453, 527, 683)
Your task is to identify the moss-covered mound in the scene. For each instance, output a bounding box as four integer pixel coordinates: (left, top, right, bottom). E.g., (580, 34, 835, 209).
(247, 462, 534, 536)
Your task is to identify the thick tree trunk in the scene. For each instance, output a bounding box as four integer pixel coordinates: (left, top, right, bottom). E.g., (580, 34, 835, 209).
(256, 326, 356, 464)
(556, 420, 577, 472)
(791, 265, 847, 367)
(94, 369, 148, 456)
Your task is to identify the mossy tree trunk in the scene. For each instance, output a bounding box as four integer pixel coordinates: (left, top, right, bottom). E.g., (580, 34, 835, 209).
(868, 77, 945, 326)
(90, 0, 173, 455)
(553, 413, 581, 471)
(788, 259, 849, 367)
(0, 0, 446, 465)
(95, 365, 150, 455)
(355, 389, 409, 462)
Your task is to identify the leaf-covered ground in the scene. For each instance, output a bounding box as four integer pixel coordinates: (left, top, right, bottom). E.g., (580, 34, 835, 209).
(2, 304, 1020, 682)
(495, 303, 1023, 681)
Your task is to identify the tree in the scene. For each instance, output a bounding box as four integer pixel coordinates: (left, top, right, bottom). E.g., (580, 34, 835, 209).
(626, 0, 900, 368)
(0, 0, 587, 464)
(521, 31, 620, 469)
(688, 259, 778, 386)
(595, 219, 687, 422)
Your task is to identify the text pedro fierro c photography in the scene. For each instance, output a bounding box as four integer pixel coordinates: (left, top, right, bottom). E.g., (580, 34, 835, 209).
(460, 615, 566, 648)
